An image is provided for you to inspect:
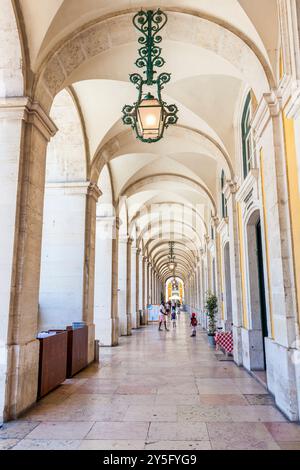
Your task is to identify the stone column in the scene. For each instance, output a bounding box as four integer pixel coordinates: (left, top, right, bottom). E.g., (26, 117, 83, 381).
(213, 217, 223, 326)
(136, 248, 143, 328)
(84, 183, 102, 359)
(147, 262, 151, 305)
(142, 256, 148, 325)
(224, 181, 243, 365)
(118, 236, 128, 336)
(94, 214, 116, 347)
(149, 265, 152, 305)
(131, 244, 137, 329)
(154, 270, 156, 303)
(126, 237, 132, 335)
(39, 181, 89, 331)
(138, 250, 143, 326)
(111, 216, 120, 346)
(0, 99, 57, 421)
(134, 248, 141, 329)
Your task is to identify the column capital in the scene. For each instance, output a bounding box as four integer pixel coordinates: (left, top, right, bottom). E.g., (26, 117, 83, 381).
(0, 97, 58, 141)
(204, 235, 210, 245)
(223, 180, 239, 199)
(212, 215, 220, 228)
(136, 248, 141, 255)
(251, 91, 281, 142)
(88, 183, 102, 202)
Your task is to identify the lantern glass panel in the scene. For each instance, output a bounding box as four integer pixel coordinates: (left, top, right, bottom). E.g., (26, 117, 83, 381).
(137, 97, 163, 139)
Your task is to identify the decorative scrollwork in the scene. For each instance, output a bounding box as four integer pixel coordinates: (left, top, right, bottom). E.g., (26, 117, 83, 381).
(122, 9, 179, 143)
(129, 73, 143, 89)
(164, 103, 179, 128)
(152, 10, 168, 34)
(157, 73, 171, 89)
(132, 9, 168, 85)
(122, 104, 137, 128)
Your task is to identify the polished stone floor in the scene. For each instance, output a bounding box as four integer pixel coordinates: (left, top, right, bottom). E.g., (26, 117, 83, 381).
(1, 314, 300, 450)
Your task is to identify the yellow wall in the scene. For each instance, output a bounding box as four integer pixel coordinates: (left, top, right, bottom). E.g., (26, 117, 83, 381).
(279, 48, 284, 81)
(282, 111, 300, 324)
(168, 283, 172, 300)
(259, 149, 275, 338)
(237, 203, 248, 328)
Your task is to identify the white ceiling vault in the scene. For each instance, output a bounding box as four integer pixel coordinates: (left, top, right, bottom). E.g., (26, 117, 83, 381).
(16, 0, 280, 282)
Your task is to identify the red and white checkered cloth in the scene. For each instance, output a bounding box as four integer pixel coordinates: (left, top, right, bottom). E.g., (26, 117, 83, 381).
(215, 332, 233, 353)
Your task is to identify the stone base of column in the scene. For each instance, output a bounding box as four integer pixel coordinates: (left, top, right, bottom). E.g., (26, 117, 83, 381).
(265, 338, 299, 421)
(126, 313, 132, 335)
(137, 310, 141, 329)
(111, 317, 119, 346)
(232, 325, 243, 366)
(87, 323, 95, 364)
(4, 339, 40, 421)
(241, 327, 265, 371)
(119, 317, 128, 336)
(131, 311, 140, 329)
(144, 308, 149, 325)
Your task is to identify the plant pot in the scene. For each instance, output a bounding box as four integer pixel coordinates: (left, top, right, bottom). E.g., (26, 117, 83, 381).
(207, 334, 216, 347)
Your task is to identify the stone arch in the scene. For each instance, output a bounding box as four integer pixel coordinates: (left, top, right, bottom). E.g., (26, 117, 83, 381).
(91, 126, 234, 184)
(151, 246, 196, 268)
(94, 163, 116, 346)
(121, 174, 217, 216)
(33, 9, 275, 111)
(0, 0, 24, 97)
(129, 203, 207, 245)
(137, 219, 203, 251)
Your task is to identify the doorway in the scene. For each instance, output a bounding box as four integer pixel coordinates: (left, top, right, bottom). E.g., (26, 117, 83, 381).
(256, 219, 268, 368)
(246, 211, 268, 370)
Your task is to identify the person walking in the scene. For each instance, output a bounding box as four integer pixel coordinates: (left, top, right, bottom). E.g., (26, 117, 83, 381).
(190, 312, 198, 337)
(159, 301, 169, 331)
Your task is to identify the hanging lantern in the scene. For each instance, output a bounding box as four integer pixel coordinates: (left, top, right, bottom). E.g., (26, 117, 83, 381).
(122, 9, 178, 143)
(168, 241, 176, 272)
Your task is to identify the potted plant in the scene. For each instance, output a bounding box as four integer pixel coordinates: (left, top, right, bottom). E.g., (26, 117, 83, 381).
(205, 292, 218, 346)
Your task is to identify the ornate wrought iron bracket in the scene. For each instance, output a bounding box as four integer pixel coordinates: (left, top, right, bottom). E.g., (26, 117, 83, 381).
(122, 9, 179, 143)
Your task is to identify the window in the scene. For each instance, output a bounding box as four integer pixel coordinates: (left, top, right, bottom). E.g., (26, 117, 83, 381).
(241, 92, 254, 179)
(221, 170, 228, 218)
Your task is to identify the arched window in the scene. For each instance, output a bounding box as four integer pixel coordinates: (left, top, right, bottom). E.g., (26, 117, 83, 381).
(221, 170, 228, 218)
(241, 92, 254, 179)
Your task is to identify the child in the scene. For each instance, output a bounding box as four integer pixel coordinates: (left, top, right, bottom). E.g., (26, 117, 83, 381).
(190, 312, 198, 337)
(171, 307, 177, 328)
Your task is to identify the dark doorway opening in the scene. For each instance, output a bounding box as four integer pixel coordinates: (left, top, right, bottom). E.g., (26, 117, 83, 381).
(256, 219, 268, 369)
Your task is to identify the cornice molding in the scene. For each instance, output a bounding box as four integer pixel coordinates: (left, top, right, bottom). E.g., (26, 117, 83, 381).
(45, 181, 89, 195)
(0, 97, 58, 141)
(236, 169, 259, 204)
(88, 183, 102, 202)
(223, 180, 239, 199)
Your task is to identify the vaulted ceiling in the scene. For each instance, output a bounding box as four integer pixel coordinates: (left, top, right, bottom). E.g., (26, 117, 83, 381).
(15, 0, 280, 281)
